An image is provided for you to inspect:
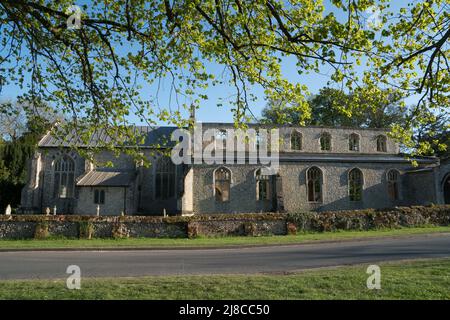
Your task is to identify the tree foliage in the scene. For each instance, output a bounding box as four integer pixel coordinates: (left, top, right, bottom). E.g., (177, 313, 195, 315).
(0, 100, 54, 210)
(413, 110, 450, 157)
(262, 86, 449, 157)
(262, 86, 406, 128)
(0, 0, 448, 156)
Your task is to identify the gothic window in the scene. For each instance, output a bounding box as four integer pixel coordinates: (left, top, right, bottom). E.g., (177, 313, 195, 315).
(307, 167, 323, 202)
(377, 135, 387, 152)
(349, 168, 363, 201)
(387, 169, 400, 200)
(155, 156, 176, 200)
(256, 168, 271, 201)
(215, 167, 231, 202)
(290, 131, 302, 151)
(349, 133, 360, 151)
(54, 155, 75, 198)
(320, 132, 331, 151)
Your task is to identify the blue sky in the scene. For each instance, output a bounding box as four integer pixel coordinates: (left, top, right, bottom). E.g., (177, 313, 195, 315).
(0, 1, 419, 125)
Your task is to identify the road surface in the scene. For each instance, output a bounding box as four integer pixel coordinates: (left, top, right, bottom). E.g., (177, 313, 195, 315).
(1, 233, 450, 280)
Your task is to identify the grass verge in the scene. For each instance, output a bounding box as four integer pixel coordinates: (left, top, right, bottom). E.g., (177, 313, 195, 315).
(1, 258, 449, 299)
(0, 225, 449, 250)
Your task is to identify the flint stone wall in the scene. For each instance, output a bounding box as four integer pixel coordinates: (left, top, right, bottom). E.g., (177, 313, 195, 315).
(0, 205, 448, 239)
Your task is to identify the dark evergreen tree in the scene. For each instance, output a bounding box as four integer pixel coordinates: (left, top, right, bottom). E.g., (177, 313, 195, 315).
(0, 102, 54, 212)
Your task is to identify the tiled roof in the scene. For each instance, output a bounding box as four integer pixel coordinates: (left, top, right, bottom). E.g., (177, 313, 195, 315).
(39, 126, 177, 148)
(77, 171, 136, 187)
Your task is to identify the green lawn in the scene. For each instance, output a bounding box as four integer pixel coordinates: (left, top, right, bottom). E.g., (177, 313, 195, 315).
(0, 225, 449, 250)
(1, 258, 449, 299)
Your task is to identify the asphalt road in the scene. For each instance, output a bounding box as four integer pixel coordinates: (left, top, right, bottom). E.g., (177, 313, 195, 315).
(1, 234, 450, 280)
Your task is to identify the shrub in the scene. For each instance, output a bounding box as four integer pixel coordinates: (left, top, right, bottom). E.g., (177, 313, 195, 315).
(243, 222, 257, 236)
(287, 212, 315, 231)
(286, 222, 297, 235)
(34, 222, 49, 239)
(187, 222, 199, 239)
(78, 221, 95, 239)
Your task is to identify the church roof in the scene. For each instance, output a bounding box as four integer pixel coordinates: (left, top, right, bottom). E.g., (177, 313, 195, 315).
(38, 126, 177, 148)
(277, 152, 438, 164)
(77, 170, 136, 187)
(200, 152, 438, 164)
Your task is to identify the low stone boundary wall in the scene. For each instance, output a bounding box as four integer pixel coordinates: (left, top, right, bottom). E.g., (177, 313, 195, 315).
(0, 205, 449, 240)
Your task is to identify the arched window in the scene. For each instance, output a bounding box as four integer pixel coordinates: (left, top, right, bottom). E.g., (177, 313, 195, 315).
(215, 167, 231, 202)
(290, 131, 302, 151)
(54, 155, 75, 198)
(387, 169, 400, 200)
(349, 133, 360, 151)
(320, 132, 331, 151)
(349, 168, 363, 201)
(307, 167, 323, 202)
(256, 168, 271, 200)
(155, 156, 176, 200)
(377, 135, 387, 152)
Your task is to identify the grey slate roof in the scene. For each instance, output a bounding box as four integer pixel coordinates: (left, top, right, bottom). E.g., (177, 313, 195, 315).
(201, 152, 438, 164)
(39, 126, 177, 148)
(77, 171, 136, 187)
(200, 122, 391, 131)
(276, 152, 438, 164)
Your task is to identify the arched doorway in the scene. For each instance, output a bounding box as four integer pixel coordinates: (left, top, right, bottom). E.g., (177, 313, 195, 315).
(444, 175, 450, 204)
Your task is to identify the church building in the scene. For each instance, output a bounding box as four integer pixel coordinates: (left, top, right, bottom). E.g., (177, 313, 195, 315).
(20, 123, 450, 215)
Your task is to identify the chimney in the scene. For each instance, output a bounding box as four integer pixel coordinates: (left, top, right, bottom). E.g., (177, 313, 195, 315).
(85, 159, 95, 173)
(189, 103, 196, 129)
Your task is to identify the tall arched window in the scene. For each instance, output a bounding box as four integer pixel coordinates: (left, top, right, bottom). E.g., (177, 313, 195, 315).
(215, 167, 231, 202)
(349, 168, 363, 201)
(320, 132, 331, 151)
(387, 169, 400, 200)
(54, 155, 75, 198)
(377, 135, 387, 152)
(155, 156, 176, 200)
(307, 167, 323, 202)
(256, 168, 271, 200)
(349, 133, 360, 151)
(290, 131, 302, 151)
